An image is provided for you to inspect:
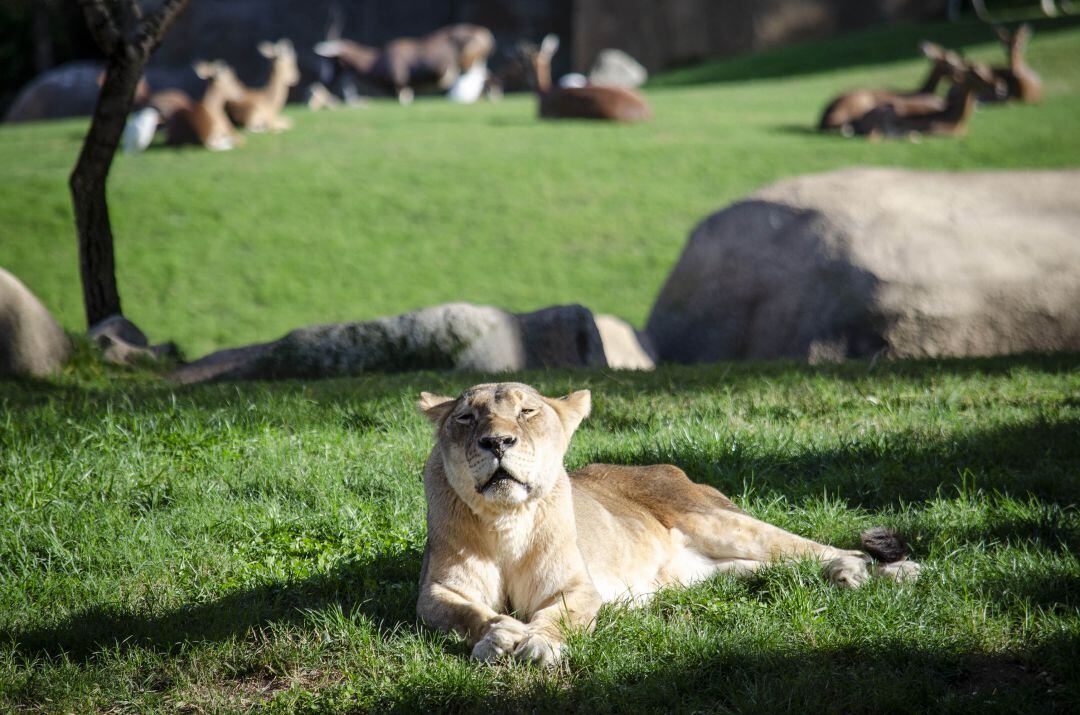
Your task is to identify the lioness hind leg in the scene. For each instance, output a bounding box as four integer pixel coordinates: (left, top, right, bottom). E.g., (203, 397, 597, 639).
(674, 508, 874, 588)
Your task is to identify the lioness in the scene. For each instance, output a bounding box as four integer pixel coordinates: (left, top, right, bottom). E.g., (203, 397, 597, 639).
(417, 382, 918, 666)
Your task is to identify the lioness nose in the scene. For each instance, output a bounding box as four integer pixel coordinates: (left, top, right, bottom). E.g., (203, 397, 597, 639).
(478, 434, 517, 456)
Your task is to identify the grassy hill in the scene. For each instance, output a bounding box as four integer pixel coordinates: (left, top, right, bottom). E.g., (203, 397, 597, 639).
(1, 14, 1079, 714)
(1, 17, 1079, 358)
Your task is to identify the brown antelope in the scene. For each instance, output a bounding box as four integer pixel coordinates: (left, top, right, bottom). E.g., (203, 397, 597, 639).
(165, 61, 247, 151)
(226, 39, 301, 132)
(819, 42, 961, 135)
(316, 24, 495, 105)
(854, 58, 1002, 140)
(524, 35, 651, 122)
(991, 24, 1042, 103)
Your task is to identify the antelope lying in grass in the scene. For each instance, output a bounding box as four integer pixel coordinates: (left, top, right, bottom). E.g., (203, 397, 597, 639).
(990, 24, 1042, 103)
(524, 35, 651, 122)
(316, 24, 495, 105)
(164, 61, 246, 151)
(853, 57, 1002, 140)
(819, 42, 959, 135)
(122, 86, 199, 153)
(226, 39, 301, 131)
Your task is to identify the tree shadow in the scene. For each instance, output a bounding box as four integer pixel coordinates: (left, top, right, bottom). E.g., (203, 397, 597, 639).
(579, 417, 1080, 509)
(367, 633, 1080, 713)
(1, 546, 426, 664)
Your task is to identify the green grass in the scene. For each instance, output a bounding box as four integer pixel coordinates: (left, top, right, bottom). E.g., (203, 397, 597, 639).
(2, 13, 1080, 714)
(1, 17, 1079, 358)
(1, 353, 1078, 712)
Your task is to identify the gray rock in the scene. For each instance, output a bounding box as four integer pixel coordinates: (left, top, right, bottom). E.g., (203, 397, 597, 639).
(646, 168, 1080, 363)
(171, 303, 606, 383)
(588, 49, 647, 89)
(0, 267, 71, 377)
(89, 315, 149, 347)
(88, 315, 179, 366)
(595, 314, 656, 370)
(4, 62, 103, 123)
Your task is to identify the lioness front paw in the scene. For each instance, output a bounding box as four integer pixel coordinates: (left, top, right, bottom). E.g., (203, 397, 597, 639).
(471, 618, 528, 662)
(512, 632, 563, 668)
(824, 553, 871, 588)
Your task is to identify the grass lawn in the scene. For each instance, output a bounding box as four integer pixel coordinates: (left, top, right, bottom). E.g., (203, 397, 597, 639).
(1, 17, 1079, 357)
(2, 11, 1080, 714)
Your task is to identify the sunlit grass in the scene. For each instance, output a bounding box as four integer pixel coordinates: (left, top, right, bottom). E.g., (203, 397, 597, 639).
(0, 19, 1079, 357)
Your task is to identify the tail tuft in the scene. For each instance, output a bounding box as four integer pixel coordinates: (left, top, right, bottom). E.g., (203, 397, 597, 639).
(860, 527, 909, 563)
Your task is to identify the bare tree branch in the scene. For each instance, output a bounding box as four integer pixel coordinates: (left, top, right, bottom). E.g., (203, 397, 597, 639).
(135, 0, 191, 57)
(76, 0, 122, 55)
(116, 0, 143, 39)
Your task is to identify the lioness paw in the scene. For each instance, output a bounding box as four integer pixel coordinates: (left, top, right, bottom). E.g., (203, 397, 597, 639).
(824, 554, 871, 588)
(875, 558, 922, 583)
(471, 618, 528, 662)
(513, 633, 563, 668)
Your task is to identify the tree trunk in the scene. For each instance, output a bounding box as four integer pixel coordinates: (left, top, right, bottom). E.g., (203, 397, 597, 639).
(69, 47, 144, 327)
(69, 0, 190, 329)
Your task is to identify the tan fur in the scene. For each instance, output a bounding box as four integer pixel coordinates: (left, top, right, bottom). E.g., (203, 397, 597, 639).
(226, 39, 300, 132)
(416, 382, 917, 667)
(819, 42, 959, 134)
(524, 35, 650, 122)
(992, 24, 1043, 103)
(315, 24, 494, 105)
(855, 58, 1003, 139)
(165, 61, 247, 151)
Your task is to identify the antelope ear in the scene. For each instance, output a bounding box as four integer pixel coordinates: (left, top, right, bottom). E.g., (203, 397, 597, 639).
(994, 24, 1011, 43)
(193, 61, 214, 79)
(419, 392, 455, 424)
(540, 34, 560, 58)
(919, 41, 944, 61)
(1016, 23, 1033, 44)
(258, 41, 276, 58)
(546, 389, 591, 437)
(277, 38, 294, 53)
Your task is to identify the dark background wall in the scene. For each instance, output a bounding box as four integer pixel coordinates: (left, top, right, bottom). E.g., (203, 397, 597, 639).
(572, 0, 948, 72)
(3, 0, 981, 118)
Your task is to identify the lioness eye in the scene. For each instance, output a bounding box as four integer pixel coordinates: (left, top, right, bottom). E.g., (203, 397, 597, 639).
(521, 407, 537, 418)
(455, 412, 475, 424)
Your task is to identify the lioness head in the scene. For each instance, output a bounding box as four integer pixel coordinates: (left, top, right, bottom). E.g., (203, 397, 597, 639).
(419, 383, 590, 509)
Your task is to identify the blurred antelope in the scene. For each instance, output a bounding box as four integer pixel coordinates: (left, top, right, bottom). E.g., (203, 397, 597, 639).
(854, 57, 1002, 139)
(165, 61, 247, 151)
(226, 39, 300, 131)
(819, 42, 958, 135)
(316, 24, 494, 105)
(524, 35, 651, 122)
(990, 24, 1042, 103)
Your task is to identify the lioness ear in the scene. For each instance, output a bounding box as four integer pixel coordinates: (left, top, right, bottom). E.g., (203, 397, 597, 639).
(419, 392, 455, 424)
(547, 389, 591, 436)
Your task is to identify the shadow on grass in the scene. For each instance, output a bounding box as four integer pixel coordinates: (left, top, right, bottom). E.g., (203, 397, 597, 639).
(1, 546, 426, 664)
(649, 16, 1080, 88)
(580, 416, 1080, 510)
(769, 124, 833, 137)
(390, 634, 1078, 713)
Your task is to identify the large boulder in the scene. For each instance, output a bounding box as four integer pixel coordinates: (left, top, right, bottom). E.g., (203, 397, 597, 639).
(4, 62, 103, 123)
(0, 268, 71, 377)
(646, 168, 1080, 363)
(588, 49, 647, 89)
(171, 303, 607, 383)
(4, 62, 201, 124)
